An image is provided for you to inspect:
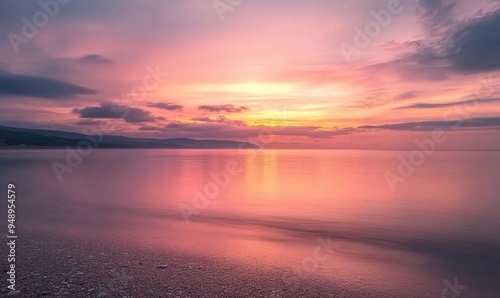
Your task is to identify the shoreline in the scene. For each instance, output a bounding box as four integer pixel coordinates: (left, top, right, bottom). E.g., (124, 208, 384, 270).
(3, 227, 411, 298)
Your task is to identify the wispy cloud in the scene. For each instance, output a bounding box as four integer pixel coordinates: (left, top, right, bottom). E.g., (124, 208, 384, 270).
(78, 54, 113, 65)
(190, 116, 246, 126)
(1, 1, 500, 148)
(417, 0, 457, 34)
(396, 98, 500, 109)
(147, 102, 184, 111)
(360, 117, 500, 131)
(198, 104, 249, 113)
(394, 91, 419, 100)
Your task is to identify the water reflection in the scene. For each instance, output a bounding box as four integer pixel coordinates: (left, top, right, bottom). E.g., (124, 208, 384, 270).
(1, 149, 500, 295)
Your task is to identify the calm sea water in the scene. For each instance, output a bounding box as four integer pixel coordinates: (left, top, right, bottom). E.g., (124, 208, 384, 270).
(1, 149, 500, 296)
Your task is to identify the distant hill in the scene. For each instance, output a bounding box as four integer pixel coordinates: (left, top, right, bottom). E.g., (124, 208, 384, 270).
(0, 126, 259, 149)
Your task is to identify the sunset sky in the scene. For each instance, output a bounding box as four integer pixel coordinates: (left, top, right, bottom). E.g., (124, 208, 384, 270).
(1, 0, 500, 149)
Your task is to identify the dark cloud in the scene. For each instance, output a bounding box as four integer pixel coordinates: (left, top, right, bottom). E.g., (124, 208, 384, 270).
(412, 6, 500, 73)
(397, 98, 500, 109)
(378, 5, 500, 77)
(0, 1, 117, 28)
(198, 104, 249, 113)
(78, 54, 113, 64)
(446, 9, 500, 72)
(73, 102, 157, 123)
(0, 71, 96, 99)
(360, 117, 500, 131)
(147, 102, 183, 111)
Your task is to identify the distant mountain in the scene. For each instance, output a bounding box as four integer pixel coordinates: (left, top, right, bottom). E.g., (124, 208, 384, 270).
(0, 126, 259, 149)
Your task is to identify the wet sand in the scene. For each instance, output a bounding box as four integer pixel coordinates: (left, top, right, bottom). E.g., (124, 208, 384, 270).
(4, 228, 421, 298)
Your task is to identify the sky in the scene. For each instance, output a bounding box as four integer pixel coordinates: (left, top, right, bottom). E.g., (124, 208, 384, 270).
(1, 0, 500, 149)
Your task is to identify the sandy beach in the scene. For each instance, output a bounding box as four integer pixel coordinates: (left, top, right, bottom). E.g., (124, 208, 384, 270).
(6, 223, 500, 298)
(2, 227, 415, 298)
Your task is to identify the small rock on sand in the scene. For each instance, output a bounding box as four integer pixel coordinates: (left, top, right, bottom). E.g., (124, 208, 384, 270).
(97, 292, 108, 298)
(157, 265, 168, 269)
(7, 290, 20, 296)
